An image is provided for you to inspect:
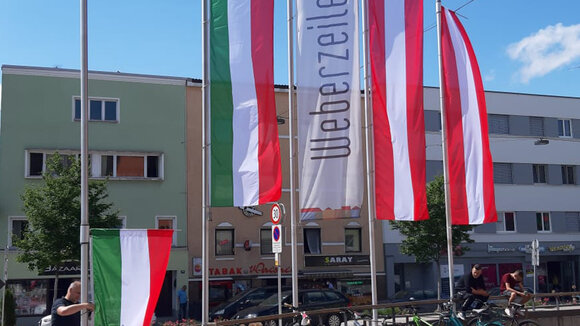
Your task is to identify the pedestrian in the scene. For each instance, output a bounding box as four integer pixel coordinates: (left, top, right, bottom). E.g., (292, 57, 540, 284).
(455, 264, 489, 320)
(177, 285, 188, 320)
(51, 280, 95, 326)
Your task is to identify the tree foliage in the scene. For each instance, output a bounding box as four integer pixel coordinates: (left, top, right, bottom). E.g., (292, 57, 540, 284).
(390, 175, 474, 264)
(16, 153, 121, 273)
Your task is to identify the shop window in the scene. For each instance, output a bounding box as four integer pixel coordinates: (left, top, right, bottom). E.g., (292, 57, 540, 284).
(562, 165, 576, 185)
(533, 164, 547, 184)
(260, 228, 273, 255)
(303, 228, 321, 254)
(8, 279, 50, 316)
(74, 97, 119, 122)
(496, 212, 516, 232)
(9, 217, 29, 248)
(345, 228, 361, 252)
(216, 229, 234, 256)
(536, 212, 551, 232)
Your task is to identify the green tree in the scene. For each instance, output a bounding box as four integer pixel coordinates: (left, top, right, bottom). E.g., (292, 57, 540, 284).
(390, 175, 474, 299)
(2, 288, 17, 326)
(16, 153, 121, 301)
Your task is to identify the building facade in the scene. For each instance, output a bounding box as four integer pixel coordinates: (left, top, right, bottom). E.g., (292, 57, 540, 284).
(0, 66, 189, 324)
(384, 87, 580, 298)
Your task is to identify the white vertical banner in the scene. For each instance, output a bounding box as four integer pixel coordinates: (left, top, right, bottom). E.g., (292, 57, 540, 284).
(296, 0, 363, 221)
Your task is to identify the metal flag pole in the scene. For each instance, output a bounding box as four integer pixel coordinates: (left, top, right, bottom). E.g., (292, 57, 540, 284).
(360, 0, 378, 323)
(201, 0, 210, 324)
(80, 0, 90, 325)
(435, 0, 455, 302)
(1, 246, 8, 326)
(287, 0, 299, 307)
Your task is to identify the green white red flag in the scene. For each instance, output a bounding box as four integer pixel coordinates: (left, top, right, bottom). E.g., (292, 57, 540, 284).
(92, 229, 173, 326)
(209, 0, 281, 207)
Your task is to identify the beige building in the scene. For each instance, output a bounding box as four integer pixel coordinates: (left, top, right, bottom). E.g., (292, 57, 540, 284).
(185, 83, 385, 317)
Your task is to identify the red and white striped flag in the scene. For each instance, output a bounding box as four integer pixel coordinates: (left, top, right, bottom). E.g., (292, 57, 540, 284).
(440, 7, 497, 225)
(209, 0, 281, 207)
(369, 0, 428, 221)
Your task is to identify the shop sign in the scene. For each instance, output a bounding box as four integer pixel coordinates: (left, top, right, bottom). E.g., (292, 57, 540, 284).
(39, 262, 81, 275)
(518, 245, 546, 254)
(487, 245, 516, 253)
(305, 255, 370, 267)
(548, 244, 575, 252)
(208, 262, 291, 276)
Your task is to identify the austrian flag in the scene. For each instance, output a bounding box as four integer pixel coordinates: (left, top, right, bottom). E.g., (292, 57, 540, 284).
(209, 0, 281, 207)
(440, 7, 497, 225)
(92, 229, 173, 326)
(369, 0, 428, 221)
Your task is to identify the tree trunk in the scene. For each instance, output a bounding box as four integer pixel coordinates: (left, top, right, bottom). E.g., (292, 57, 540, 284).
(53, 271, 60, 304)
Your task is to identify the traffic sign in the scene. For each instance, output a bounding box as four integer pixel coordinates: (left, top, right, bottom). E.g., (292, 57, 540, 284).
(271, 203, 281, 224)
(272, 225, 282, 253)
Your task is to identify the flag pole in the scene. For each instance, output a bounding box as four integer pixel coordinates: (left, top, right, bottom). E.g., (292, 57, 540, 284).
(361, 0, 378, 322)
(80, 0, 90, 325)
(287, 0, 299, 308)
(435, 0, 455, 302)
(201, 0, 210, 324)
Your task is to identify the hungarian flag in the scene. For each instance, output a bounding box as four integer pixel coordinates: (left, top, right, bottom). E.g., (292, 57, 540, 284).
(369, 0, 428, 221)
(209, 0, 281, 207)
(92, 229, 173, 326)
(440, 7, 497, 225)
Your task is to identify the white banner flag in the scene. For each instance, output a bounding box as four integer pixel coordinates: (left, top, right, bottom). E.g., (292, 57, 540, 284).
(296, 0, 363, 220)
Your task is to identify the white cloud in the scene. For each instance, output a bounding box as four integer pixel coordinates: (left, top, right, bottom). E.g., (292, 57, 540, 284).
(507, 23, 580, 83)
(484, 69, 496, 82)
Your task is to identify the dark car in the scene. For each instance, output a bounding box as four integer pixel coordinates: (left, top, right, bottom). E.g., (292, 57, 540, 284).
(210, 286, 289, 321)
(233, 289, 350, 326)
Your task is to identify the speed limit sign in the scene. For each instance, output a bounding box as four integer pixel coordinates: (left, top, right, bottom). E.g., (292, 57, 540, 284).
(270, 203, 281, 224)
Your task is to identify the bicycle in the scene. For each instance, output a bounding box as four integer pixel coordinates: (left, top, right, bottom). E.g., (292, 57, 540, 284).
(466, 302, 541, 326)
(383, 303, 462, 326)
(263, 303, 310, 326)
(340, 308, 373, 326)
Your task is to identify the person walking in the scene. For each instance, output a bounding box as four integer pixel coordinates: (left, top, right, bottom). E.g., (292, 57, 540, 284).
(177, 285, 188, 320)
(51, 281, 94, 326)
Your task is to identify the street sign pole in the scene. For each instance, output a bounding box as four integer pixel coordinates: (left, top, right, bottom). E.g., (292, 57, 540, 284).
(277, 252, 282, 326)
(532, 239, 539, 310)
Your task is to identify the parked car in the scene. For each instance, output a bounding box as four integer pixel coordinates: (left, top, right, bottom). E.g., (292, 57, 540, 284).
(210, 286, 289, 321)
(232, 289, 350, 326)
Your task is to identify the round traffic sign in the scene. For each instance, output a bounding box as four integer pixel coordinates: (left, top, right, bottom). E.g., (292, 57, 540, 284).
(272, 225, 281, 241)
(270, 204, 281, 224)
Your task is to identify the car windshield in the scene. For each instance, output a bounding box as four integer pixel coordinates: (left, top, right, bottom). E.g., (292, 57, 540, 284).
(260, 291, 291, 306)
(212, 290, 251, 310)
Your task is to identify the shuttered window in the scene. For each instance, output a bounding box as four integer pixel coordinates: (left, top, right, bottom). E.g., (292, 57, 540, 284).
(493, 163, 513, 184)
(489, 114, 510, 134)
(529, 117, 544, 136)
(565, 212, 580, 232)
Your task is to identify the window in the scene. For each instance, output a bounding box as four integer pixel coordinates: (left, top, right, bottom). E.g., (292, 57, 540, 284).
(533, 164, 547, 183)
(565, 212, 580, 232)
(529, 117, 544, 136)
(562, 165, 576, 185)
(493, 163, 512, 184)
(9, 217, 28, 248)
(488, 114, 509, 134)
(260, 228, 273, 255)
(26, 150, 163, 179)
(558, 119, 572, 137)
(156, 216, 176, 245)
(216, 229, 234, 256)
(8, 279, 50, 316)
(74, 98, 119, 122)
(536, 212, 551, 232)
(496, 212, 516, 232)
(303, 228, 321, 254)
(345, 228, 361, 252)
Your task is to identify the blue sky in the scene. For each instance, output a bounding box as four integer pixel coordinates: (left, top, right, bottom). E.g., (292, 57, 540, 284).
(1, 0, 580, 103)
